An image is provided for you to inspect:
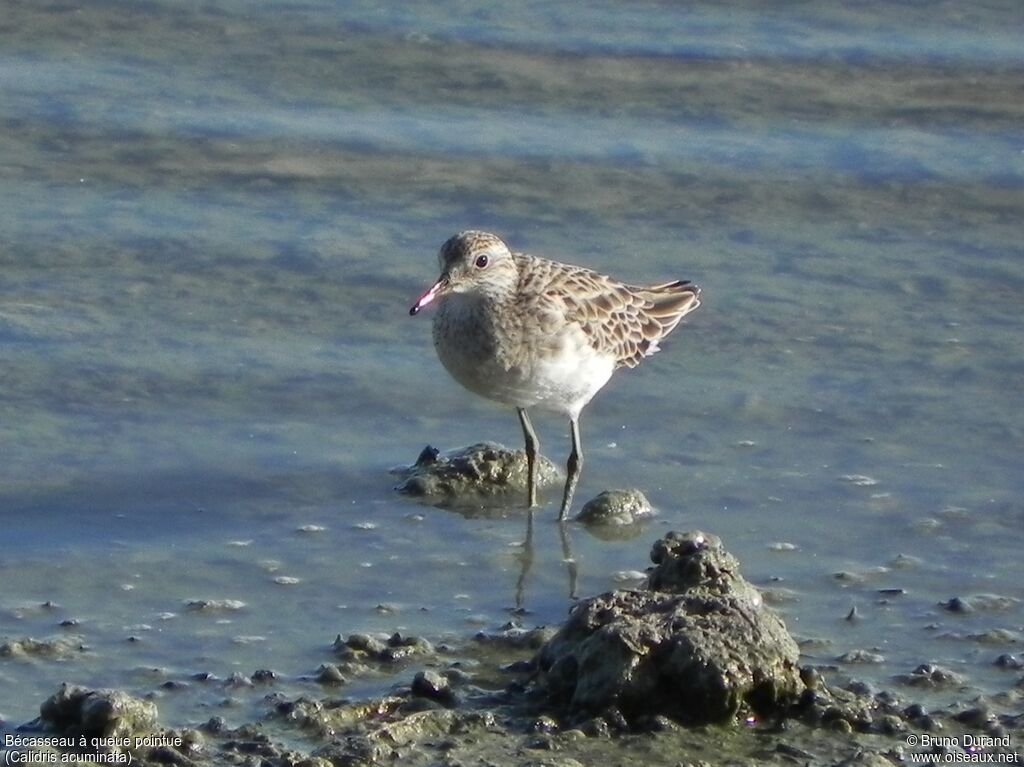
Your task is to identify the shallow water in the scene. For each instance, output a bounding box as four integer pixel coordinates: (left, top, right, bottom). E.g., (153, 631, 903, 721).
(1, 0, 1022, 732)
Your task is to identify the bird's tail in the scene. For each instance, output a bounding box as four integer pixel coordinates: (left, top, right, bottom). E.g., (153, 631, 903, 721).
(639, 280, 702, 342)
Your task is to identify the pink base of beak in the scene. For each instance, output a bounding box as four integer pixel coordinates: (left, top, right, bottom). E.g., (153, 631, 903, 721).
(409, 280, 443, 316)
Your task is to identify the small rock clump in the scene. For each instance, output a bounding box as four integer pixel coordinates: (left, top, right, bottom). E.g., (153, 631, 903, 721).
(393, 443, 560, 500)
(575, 489, 653, 526)
(534, 530, 805, 726)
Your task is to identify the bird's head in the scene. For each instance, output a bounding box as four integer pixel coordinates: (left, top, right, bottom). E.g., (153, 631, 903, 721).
(410, 231, 517, 315)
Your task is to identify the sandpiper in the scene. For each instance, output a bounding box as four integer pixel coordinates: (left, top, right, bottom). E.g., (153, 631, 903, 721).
(410, 231, 701, 520)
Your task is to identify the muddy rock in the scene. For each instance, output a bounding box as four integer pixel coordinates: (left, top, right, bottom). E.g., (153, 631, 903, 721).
(837, 649, 886, 664)
(315, 663, 348, 685)
(267, 694, 464, 763)
(534, 531, 805, 725)
(575, 489, 653, 526)
(994, 653, 1023, 670)
(38, 683, 158, 738)
(411, 669, 457, 707)
(393, 442, 561, 500)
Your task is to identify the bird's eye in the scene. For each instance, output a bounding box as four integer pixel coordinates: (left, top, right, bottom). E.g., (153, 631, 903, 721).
(474, 254, 489, 268)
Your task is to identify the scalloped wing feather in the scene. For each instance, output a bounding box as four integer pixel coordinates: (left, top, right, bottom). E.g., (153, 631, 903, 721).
(512, 253, 701, 369)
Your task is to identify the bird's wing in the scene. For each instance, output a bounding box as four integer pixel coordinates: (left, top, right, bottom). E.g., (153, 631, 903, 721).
(515, 254, 695, 369)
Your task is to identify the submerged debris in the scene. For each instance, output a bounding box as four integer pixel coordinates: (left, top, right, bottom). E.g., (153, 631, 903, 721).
(0, 635, 86, 659)
(333, 631, 435, 666)
(184, 598, 246, 613)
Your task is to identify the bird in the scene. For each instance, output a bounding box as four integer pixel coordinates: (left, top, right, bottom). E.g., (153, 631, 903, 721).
(409, 230, 701, 520)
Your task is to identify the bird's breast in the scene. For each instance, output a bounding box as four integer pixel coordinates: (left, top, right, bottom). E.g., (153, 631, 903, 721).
(432, 295, 615, 416)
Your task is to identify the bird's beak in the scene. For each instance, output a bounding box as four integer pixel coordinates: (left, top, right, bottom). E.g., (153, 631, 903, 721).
(409, 274, 450, 316)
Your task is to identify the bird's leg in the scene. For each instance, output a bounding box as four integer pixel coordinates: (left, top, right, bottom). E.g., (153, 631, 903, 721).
(558, 416, 582, 520)
(517, 407, 539, 508)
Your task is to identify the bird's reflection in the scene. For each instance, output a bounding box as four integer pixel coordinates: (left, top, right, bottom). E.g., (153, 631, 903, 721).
(559, 520, 579, 601)
(513, 510, 535, 610)
(513, 511, 578, 609)
(417, 493, 586, 610)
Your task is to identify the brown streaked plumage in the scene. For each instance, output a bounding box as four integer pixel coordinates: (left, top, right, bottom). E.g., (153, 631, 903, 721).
(410, 230, 701, 520)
